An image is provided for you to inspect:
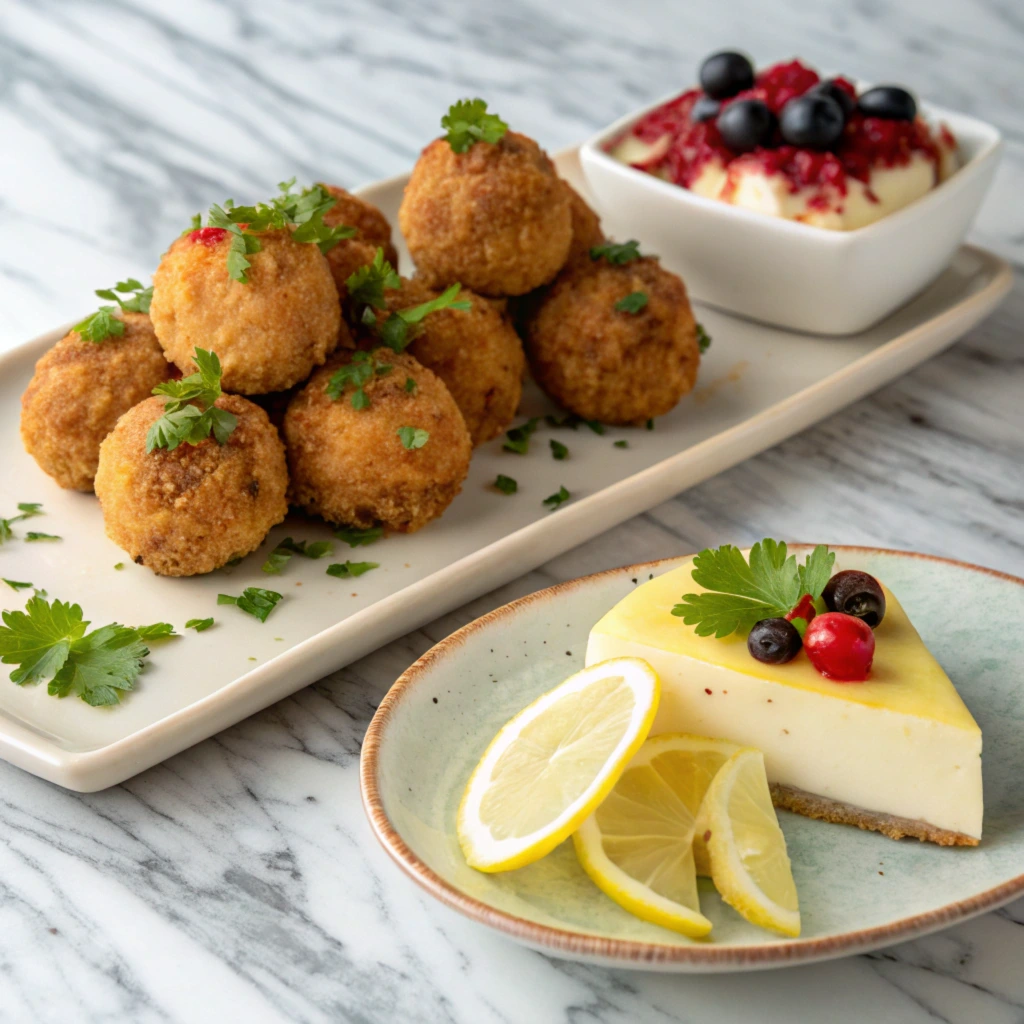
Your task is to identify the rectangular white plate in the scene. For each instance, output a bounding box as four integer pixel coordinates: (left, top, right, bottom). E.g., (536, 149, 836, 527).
(0, 147, 1011, 791)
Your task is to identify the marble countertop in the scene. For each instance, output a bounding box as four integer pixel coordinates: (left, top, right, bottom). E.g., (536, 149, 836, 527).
(1, 0, 1022, 1021)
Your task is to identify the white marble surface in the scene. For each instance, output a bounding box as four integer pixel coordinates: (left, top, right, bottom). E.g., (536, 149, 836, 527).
(1, 0, 1023, 1021)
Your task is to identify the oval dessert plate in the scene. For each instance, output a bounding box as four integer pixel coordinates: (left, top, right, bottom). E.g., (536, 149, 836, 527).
(361, 546, 1024, 971)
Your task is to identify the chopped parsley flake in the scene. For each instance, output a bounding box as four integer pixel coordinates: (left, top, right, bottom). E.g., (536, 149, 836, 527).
(503, 417, 540, 454)
(185, 617, 214, 632)
(397, 426, 430, 450)
(590, 240, 641, 265)
(614, 291, 648, 314)
(542, 486, 571, 511)
(405, 377, 417, 393)
(441, 98, 509, 153)
(645, 418, 655, 430)
(0, 503, 44, 545)
(0, 595, 175, 706)
(614, 439, 629, 449)
(114, 562, 125, 570)
(147, 347, 236, 452)
(550, 439, 568, 460)
(24, 533, 60, 542)
(494, 474, 518, 494)
(217, 587, 283, 623)
(335, 526, 383, 548)
(262, 537, 333, 574)
(3, 579, 32, 592)
(697, 322, 712, 353)
(325, 350, 393, 409)
(326, 561, 379, 579)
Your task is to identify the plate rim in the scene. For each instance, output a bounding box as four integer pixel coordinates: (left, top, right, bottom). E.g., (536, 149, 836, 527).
(360, 545, 1024, 970)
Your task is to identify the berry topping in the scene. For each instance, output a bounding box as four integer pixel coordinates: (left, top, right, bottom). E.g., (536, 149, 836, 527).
(189, 227, 229, 246)
(808, 78, 856, 120)
(699, 51, 755, 100)
(785, 594, 817, 630)
(717, 99, 775, 154)
(822, 570, 886, 627)
(779, 94, 846, 150)
(804, 613, 875, 681)
(858, 86, 917, 122)
(747, 618, 802, 665)
(691, 95, 721, 123)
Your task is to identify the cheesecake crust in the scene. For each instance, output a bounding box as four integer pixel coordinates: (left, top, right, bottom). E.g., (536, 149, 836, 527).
(770, 783, 980, 848)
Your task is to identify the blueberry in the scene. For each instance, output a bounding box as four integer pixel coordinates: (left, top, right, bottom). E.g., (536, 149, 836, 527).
(717, 99, 775, 153)
(808, 79, 856, 120)
(822, 570, 886, 627)
(699, 51, 755, 100)
(747, 618, 802, 665)
(858, 86, 917, 121)
(779, 94, 845, 150)
(691, 95, 721, 123)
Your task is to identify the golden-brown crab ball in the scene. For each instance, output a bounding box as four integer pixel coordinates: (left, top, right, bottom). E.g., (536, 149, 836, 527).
(20, 313, 172, 492)
(398, 131, 572, 297)
(384, 279, 524, 446)
(284, 350, 471, 533)
(94, 395, 288, 576)
(150, 227, 344, 395)
(523, 256, 700, 425)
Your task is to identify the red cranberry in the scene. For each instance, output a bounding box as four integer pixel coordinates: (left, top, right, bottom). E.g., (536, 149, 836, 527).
(189, 226, 229, 246)
(804, 613, 875, 681)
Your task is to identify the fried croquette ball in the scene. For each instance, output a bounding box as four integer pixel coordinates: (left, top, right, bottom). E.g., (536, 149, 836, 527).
(150, 227, 344, 395)
(524, 256, 700, 425)
(385, 280, 524, 446)
(399, 132, 572, 297)
(94, 395, 288, 576)
(20, 313, 172, 492)
(562, 180, 604, 265)
(284, 350, 471, 533)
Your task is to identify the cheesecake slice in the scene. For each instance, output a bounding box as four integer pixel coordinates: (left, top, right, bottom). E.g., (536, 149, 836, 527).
(586, 558, 983, 846)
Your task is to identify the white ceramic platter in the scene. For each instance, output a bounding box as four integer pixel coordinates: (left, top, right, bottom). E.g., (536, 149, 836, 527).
(0, 148, 1011, 791)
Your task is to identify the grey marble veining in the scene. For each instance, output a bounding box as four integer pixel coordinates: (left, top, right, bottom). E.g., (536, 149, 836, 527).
(0, 1, 1022, 1021)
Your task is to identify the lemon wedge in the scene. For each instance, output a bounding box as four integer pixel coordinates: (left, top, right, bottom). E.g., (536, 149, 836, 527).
(704, 748, 801, 937)
(458, 658, 659, 872)
(572, 734, 738, 937)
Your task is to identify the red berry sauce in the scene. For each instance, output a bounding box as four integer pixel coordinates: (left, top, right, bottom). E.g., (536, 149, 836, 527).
(612, 60, 950, 205)
(189, 226, 229, 246)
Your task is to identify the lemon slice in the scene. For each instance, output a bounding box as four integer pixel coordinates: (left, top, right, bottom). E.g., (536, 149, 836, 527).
(704, 748, 801, 937)
(458, 658, 659, 872)
(573, 734, 737, 937)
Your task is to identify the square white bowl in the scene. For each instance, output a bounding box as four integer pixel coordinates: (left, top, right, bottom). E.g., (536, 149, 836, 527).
(580, 92, 1002, 334)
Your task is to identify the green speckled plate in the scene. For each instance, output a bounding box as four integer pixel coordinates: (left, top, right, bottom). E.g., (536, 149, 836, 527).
(360, 547, 1024, 971)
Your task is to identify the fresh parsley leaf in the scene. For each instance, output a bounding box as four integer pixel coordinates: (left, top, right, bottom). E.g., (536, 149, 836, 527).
(325, 350, 392, 408)
(503, 417, 540, 454)
(217, 587, 283, 623)
(73, 306, 125, 344)
(346, 248, 401, 310)
(397, 426, 430, 450)
(0, 595, 172, 705)
(135, 623, 176, 640)
(24, 533, 60, 542)
(670, 540, 836, 639)
(95, 279, 153, 315)
(545, 414, 580, 430)
(441, 98, 509, 153)
(614, 439, 629, 449)
(185, 617, 214, 632)
(615, 291, 648, 314)
(550, 439, 568, 460)
(375, 283, 472, 354)
(262, 547, 292, 575)
(697, 322, 712, 353)
(326, 561, 379, 579)
(3, 579, 32, 591)
(277, 182, 356, 254)
(645, 418, 655, 430)
(147, 347, 236, 452)
(590, 240, 641, 265)
(0, 503, 44, 546)
(334, 526, 383, 548)
(543, 485, 571, 511)
(494, 474, 518, 494)
(114, 562, 125, 570)
(405, 377, 417, 393)
(584, 419, 605, 436)
(262, 537, 333, 573)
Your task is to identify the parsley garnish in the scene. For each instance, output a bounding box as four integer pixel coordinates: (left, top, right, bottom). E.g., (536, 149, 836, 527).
(615, 291, 648, 314)
(503, 417, 540, 454)
(217, 587, 283, 623)
(397, 426, 430, 450)
(114, 562, 125, 570)
(494, 475, 518, 494)
(405, 376, 417, 393)
(362, 281, 471, 353)
(262, 537, 333, 574)
(346, 247, 401, 310)
(335, 526, 383, 548)
(645, 418, 655, 430)
(3, 580, 32, 592)
(325, 350, 393, 409)
(614, 440, 629, 449)
(73, 279, 151, 342)
(146, 347, 237, 452)
(550, 439, 568, 460)
(543, 486, 571, 511)
(326, 561, 379, 578)
(441, 99, 509, 153)
(73, 306, 124, 344)
(0, 503, 44, 545)
(697, 323, 712, 353)
(590, 240, 641, 265)
(0, 595, 174, 706)
(24, 532, 60, 542)
(186, 617, 215, 632)
(671, 540, 836, 639)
